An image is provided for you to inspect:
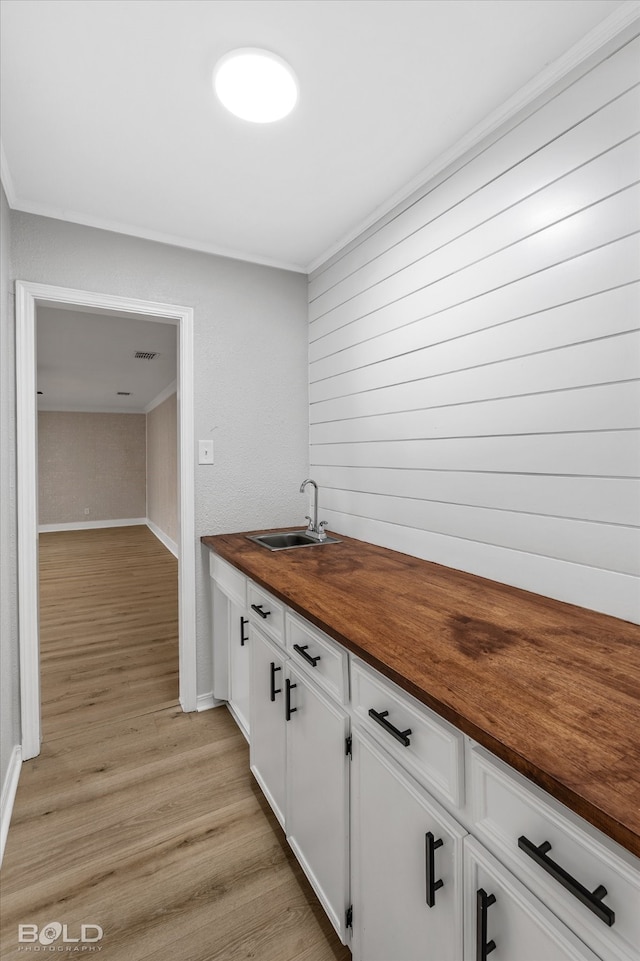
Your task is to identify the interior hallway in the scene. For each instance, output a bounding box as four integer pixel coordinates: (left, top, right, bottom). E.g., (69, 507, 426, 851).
(0, 526, 349, 961)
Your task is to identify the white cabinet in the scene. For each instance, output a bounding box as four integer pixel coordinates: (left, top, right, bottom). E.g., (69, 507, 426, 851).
(464, 837, 602, 961)
(286, 611, 349, 705)
(470, 745, 639, 961)
(227, 599, 250, 738)
(351, 728, 465, 961)
(209, 554, 639, 961)
(249, 624, 287, 827)
(209, 554, 249, 734)
(352, 656, 465, 811)
(285, 660, 350, 943)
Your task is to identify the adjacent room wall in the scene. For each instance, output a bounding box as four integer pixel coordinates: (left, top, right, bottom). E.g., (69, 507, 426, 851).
(146, 391, 178, 551)
(38, 411, 147, 526)
(308, 27, 640, 623)
(9, 214, 309, 701)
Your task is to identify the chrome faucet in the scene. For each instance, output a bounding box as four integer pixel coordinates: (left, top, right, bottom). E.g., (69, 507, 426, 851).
(299, 478, 328, 540)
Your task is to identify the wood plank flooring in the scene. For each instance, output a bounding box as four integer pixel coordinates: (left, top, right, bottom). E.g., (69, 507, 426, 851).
(0, 526, 350, 961)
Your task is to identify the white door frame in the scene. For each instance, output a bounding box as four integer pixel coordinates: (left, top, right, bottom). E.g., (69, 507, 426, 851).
(16, 281, 197, 760)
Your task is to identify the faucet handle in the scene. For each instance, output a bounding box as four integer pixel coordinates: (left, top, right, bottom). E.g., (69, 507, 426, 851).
(304, 515, 314, 532)
(318, 520, 329, 541)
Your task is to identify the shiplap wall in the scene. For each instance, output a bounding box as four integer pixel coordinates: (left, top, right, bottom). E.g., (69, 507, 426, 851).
(308, 27, 640, 624)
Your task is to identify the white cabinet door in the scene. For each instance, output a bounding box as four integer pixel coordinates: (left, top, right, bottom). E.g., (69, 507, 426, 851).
(285, 661, 350, 944)
(464, 837, 603, 961)
(249, 625, 287, 828)
(227, 599, 250, 739)
(211, 579, 229, 701)
(351, 728, 465, 961)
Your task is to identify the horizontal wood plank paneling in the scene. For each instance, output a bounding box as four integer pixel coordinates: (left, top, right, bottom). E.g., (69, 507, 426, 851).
(309, 33, 640, 301)
(310, 467, 640, 527)
(308, 27, 640, 623)
(319, 489, 639, 575)
(311, 431, 639, 477)
(311, 333, 639, 409)
(310, 285, 639, 387)
(310, 233, 639, 364)
(310, 124, 640, 322)
(310, 184, 640, 343)
(310, 381, 640, 443)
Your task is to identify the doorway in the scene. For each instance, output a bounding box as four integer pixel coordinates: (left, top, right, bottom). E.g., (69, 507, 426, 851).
(16, 281, 197, 760)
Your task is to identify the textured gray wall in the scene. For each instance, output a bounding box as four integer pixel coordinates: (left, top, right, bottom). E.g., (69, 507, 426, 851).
(1, 185, 20, 794)
(9, 211, 309, 706)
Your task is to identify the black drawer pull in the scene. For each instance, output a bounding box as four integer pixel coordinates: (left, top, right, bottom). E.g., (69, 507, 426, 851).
(270, 662, 282, 702)
(285, 678, 297, 721)
(293, 643, 321, 667)
(368, 708, 412, 746)
(518, 835, 615, 926)
(425, 832, 443, 907)
(240, 617, 249, 646)
(476, 888, 496, 961)
(251, 603, 271, 619)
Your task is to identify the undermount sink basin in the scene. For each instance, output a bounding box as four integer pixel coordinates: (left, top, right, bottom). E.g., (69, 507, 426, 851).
(247, 530, 341, 551)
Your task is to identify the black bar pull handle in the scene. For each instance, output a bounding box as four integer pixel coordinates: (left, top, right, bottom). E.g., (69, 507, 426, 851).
(293, 643, 321, 667)
(518, 835, 615, 926)
(251, 603, 271, 620)
(476, 888, 496, 961)
(240, 617, 249, 646)
(368, 708, 412, 747)
(285, 678, 297, 721)
(425, 832, 444, 907)
(270, 662, 282, 702)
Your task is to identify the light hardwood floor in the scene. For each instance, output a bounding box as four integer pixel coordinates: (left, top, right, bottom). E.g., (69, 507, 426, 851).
(1, 526, 350, 961)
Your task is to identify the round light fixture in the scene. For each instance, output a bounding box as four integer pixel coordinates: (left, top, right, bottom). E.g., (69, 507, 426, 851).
(213, 48, 298, 123)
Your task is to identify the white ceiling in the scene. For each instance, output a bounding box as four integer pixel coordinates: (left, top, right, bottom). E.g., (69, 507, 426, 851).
(37, 306, 177, 412)
(0, 0, 630, 273)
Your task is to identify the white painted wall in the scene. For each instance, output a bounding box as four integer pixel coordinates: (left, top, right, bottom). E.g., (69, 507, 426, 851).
(8, 214, 309, 708)
(0, 185, 20, 804)
(308, 26, 640, 623)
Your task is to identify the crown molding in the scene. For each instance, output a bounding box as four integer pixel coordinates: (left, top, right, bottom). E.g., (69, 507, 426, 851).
(305, 0, 640, 276)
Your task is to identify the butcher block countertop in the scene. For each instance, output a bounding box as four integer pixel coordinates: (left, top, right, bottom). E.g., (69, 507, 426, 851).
(202, 529, 640, 858)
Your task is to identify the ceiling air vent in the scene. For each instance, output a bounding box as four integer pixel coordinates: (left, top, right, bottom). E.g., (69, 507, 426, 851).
(117, 391, 131, 396)
(134, 351, 159, 360)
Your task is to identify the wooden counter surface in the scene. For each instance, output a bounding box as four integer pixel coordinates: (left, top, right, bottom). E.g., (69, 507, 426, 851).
(202, 529, 640, 858)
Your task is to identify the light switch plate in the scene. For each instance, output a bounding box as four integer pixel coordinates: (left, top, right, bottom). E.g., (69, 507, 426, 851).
(198, 439, 214, 465)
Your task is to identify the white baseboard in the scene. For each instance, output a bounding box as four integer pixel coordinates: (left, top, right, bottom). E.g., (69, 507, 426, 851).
(146, 519, 179, 558)
(1, 745, 22, 867)
(39, 517, 147, 533)
(196, 692, 225, 712)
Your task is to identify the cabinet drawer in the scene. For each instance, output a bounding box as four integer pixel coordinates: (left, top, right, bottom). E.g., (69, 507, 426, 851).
(209, 554, 246, 608)
(470, 746, 640, 961)
(286, 612, 349, 704)
(248, 581, 285, 648)
(464, 836, 601, 961)
(351, 658, 464, 810)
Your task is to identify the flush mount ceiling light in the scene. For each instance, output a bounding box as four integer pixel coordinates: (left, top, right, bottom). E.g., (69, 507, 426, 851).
(213, 48, 298, 123)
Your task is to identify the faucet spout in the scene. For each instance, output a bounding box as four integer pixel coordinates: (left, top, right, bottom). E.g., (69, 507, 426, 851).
(299, 478, 319, 535)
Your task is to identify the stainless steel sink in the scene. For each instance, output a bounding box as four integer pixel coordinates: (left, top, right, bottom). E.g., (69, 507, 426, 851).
(247, 530, 341, 551)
